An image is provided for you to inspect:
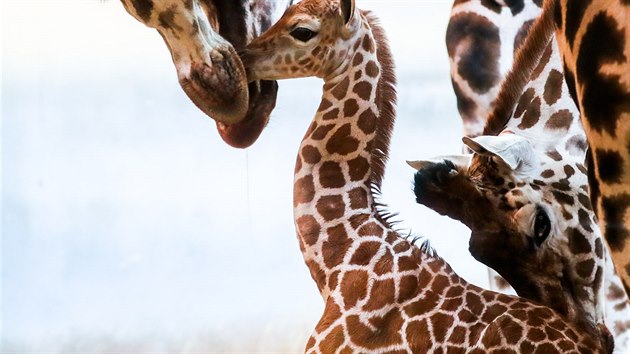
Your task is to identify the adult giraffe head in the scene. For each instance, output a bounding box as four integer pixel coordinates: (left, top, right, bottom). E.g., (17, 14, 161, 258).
(120, 0, 289, 148)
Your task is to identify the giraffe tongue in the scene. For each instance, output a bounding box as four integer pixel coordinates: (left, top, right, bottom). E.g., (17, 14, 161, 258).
(216, 80, 278, 148)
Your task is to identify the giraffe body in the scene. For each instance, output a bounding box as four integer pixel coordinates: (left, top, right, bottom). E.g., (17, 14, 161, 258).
(415, 0, 630, 348)
(119, 0, 291, 148)
(244, 0, 609, 351)
(448, 0, 542, 139)
(552, 0, 630, 298)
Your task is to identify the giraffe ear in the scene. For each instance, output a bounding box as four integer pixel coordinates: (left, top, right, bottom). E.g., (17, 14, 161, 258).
(407, 155, 472, 171)
(462, 134, 535, 171)
(340, 0, 355, 25)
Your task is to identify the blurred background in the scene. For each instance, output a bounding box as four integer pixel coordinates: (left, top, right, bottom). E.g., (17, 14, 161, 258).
(2, 0, 488, 352)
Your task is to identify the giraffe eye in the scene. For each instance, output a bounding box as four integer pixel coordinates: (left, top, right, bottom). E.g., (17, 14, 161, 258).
(290, 27, 317, 42)
(533, 206, 551, 246)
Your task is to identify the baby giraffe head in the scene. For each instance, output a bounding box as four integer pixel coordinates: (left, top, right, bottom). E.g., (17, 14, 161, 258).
(243, 0, 360, 81)
(410, 132, 606, 325)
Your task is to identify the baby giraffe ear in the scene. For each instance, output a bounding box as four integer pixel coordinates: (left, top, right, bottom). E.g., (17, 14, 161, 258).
(340, 0, 355, 25)
(462, 134, 534, 171)
(407, 155, 472, 171)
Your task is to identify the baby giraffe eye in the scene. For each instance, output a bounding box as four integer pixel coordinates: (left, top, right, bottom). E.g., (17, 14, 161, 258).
(290, 27, 317, 42)
(533, 206, 551, 246)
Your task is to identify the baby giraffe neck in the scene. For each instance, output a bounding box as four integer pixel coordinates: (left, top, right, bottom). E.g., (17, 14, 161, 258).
(293, 13, 401, 297)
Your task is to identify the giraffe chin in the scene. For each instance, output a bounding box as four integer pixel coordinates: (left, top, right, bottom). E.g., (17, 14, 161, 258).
(216, 80, 278, 149)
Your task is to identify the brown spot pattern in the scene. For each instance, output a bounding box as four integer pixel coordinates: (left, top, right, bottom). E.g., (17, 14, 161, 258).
(319, 325, 344, 353)
(569, 227, 592, 254)
(348, 187, 368, 210)
(343, 99, 359, 116)
(294, 175, 315, 205)
(363, 278, 395, 311)
(514, 88, 536, 118)
(545, 109, 573, 130)
(331, 77, 350, 100)
(358, 221, 384, 237)
(340, 270, 368, 309)
(301, 145, 321, 164)
(357, 109, 377, 134)
(322, 108, 340, 121)
(541, 169, 555, 178)
(348, 156, 370, 181)
(296, 214, 320, 246)
(312, 124, 336, 141)
(543, 69, 564, 105)
(350, 241, 381, 266)
(576, 259, 595, 278)
(518, 97, 541, 129)
(318, 98, 332, 112)
(353, 81, 373, 100)
(362, 34, 374, 52)
(531, 41, 553, 81)
(316, 195, 345, 221)
(365, 60, 379, 77)
(322, 223, 352, 268)
(319, 161, 345, 188)
(347, 310, 403, 349)
(326, 124, 360, 156)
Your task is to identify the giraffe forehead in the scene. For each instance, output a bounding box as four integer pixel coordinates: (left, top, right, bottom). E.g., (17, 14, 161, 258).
(288, 16, 321, 30)
(298, 0, 338, 13)
(141, 0, 194, 14)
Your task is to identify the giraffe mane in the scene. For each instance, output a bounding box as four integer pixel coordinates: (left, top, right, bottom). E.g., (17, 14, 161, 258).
(364, 11, 437, 257)
(363, 11, 397, 188)
(482, 0, 557, 136)
(372, 182, 438, 257)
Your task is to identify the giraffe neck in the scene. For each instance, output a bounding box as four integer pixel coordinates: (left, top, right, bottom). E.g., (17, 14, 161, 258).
(293, 12, 404, 296)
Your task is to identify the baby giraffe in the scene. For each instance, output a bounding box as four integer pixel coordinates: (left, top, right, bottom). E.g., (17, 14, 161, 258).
(244, 0, 609, 352)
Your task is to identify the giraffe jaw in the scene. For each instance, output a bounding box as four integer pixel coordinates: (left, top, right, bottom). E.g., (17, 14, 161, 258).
(215, 80, 278, 148)
(178, 46, 278, 149)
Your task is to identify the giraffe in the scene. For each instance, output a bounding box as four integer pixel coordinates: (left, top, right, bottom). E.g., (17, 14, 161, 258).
(461, 0, 630, 299)
(447, 0, 543, 294)
(410, 32, 630, 350)
(450, 0, 630, 333)
(118, 0, 291, 148)
(242, 0, 611, 351)
(447, 0, 542, 139)
(417, 0, 630, 348)
(551, 0, 630, 299)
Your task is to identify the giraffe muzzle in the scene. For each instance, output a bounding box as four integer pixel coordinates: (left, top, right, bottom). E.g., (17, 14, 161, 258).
(179, 45, 250, 126)
(178, 46, 279, 148)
